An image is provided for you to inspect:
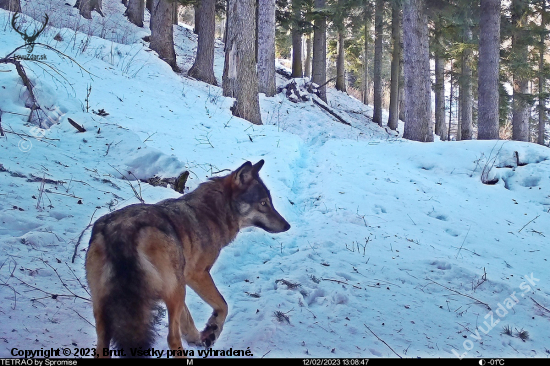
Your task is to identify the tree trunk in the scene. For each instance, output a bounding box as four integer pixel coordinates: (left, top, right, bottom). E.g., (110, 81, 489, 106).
(76, 0, 104, 19)
(477, 0, 501, 140)
(173, 1, 178, 25)
(188, 0, 218, 85)
(0, 0, 21, 12)
(448, 60, 454, 141)
(538, 0, 547, 145)
(373, 0, 383, 126)
(511, 0, 530, 142)
(335, 28, 346, 92)
(434, 52, 446, 140)
(305, 34, 312, 78)
(387, 1, 400, 131)
(258, 0, 277, 96)
(194, 3, 200, 34)
(225, 0, 262, 124)
(150, 0, 177, 70)
(291, 0, 303, 78)
(461, 26, 473, 140)
(125, 0, 144, 27)
(312, 0, 327, 102)
(363, 21, 369, 105)
(402, 0, 432, 142)
(398, 31, 405, 122)
(146, 0, 153, 13)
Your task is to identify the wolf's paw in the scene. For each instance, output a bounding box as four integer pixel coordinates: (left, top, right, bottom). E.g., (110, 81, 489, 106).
(200, 323, 220, 348)
(183, 329, 202, 345)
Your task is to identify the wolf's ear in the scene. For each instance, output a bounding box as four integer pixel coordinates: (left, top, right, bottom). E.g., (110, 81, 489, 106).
(234, 161, 254, 186)
(252, 160, 264, 174)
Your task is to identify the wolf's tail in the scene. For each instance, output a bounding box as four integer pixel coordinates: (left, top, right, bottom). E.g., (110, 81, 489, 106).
(102, 239, 156, 356)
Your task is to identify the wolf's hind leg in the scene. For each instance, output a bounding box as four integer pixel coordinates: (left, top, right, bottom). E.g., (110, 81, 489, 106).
(92, 303, 111, 358)
(180, 302, 201, 344)
(164, 286, 185, 355)
(185, 271, 227, 348)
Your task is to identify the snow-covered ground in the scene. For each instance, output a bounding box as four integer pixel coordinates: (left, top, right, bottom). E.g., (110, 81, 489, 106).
(1, 2, 550, 359)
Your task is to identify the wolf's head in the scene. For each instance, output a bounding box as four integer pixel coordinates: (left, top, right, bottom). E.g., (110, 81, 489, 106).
(230, 160, 291, 233)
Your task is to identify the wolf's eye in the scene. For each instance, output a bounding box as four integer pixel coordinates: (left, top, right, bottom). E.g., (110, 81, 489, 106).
(261, 201, 267, 206)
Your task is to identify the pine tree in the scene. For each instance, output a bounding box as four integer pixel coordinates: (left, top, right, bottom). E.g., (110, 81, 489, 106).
(477, 0, 501, 140)
(188, 0, 218, 85)
(460, 7, 473, 140)
(150, 0, 177, 69)
(536, 0, 548, 145)
(258, 0, 277, 96)
(387, 0, 400, 131)
(0, 0, 21, 12)
(224, 0, 262, 124)
(292, 0, 304, 77)
(510, 0, 531, 142)
(403, 0, 433, 142)
(75, 0, 104, 19)
(125, 0, 145, 27)
(372, 0, 384, 126)
(433, 14, 447, 140)
(312, 0, 328, 101)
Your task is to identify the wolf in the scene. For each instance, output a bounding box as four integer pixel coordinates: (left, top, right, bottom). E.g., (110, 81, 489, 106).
(85, 160, 290, 357)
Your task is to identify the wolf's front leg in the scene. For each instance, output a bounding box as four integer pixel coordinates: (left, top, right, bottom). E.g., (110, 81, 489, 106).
(185, 271, 228, 348)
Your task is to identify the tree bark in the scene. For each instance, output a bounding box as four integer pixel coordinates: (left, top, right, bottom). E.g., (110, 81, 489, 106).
(75, 0, 104, 19)
(398, 31, 405, 122)
(335, 28, 346, 92)
(511, 0, 530, 142)
(188, 0, 218, 85)
(312, 0, 327, 102)
(461, 25, 473, 140)
(0, 0, 21, 12)
(434, 52, 446, 140)
(304, 34, 312, 78)
(194, 3, 200, 34)
(291, 0, 303, 78)
(402, 0, 432, 142)
(224, 0, 262, 124)
(150, 0, 177, 70)
(363, 20, 369, 105)
(125, 0, 144, 27)
(373, 0, 383, 126)
(173, 1, 178, 25)
(477, 0, 501, 140)
(387, 1, 400, 131)
(538, 0, 547, 145)
(258, 0, 277, 96)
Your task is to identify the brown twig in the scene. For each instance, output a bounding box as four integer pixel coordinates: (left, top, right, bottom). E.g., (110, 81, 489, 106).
(312, 96, 352, 126)
(518, 215, 540, 233)
(68, 118, 86, 132)
(71, 207, 99, 263)
(364, 323, 402, 358)
(39, 259, 90, 302)
(14, 275, 90, 302)
(426, 278, 491, 310)
(321, 277, 362, 289)
(530, 297, 550, 314)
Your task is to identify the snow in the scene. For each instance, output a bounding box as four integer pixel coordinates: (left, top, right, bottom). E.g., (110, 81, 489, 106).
(1, 1, 550, 359)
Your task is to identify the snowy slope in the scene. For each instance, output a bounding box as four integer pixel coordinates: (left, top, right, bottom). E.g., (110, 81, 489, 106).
(1, 2, 550, 359)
